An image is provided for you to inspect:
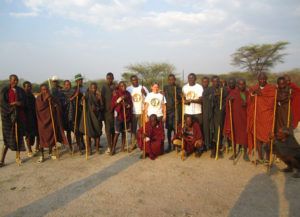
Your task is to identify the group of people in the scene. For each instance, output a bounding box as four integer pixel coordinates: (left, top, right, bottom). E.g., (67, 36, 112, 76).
(1, 72, 300, 177)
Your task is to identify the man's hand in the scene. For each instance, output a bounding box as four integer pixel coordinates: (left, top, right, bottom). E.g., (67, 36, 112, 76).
(252, 89, 262, 96)
(141, 88, 146, 96)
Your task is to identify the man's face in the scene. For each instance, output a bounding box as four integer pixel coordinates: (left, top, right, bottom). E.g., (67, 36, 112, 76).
(258, 75, 267, 87)
(151, 84, 159, 93)
(188, 75, 196, 85)
(119, 83, 126, 92)
(228, 79, 236, 89)
(212, 78, 219, 88)
(150, 116, 158, 127)
(24, 83, 32, 93)
(168, 76, 176, 85)
(41, 86, 49, 95)
(284, 75, 291, 85)
(52, 80, 59, 87)
(76, 79, 83, 86)
(185, 117, 192, 127)
(131, 77, 139, 87)
(106, 75, 114, 85)
(277, 79, 286, 89)
(10, 76, 18, 88)
(202, 79, 209, 88)
(64, 81, 71, 90)
(238, 80, 246, 91)
(90, 84, 97, 93)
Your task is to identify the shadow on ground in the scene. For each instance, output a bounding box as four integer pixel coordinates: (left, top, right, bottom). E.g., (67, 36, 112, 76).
(228, 171, 300, 217)
(5, 153, 139, 217)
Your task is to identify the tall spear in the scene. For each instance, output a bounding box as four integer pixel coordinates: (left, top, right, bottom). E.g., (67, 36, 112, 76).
(74, 83, 80, 143)
(174, 86, 178, 134)
(48, 98, 59, 159)
(82, 94, 88, 160)
(141, 79, 146, 159)
(287, 88, 292, 128)
(215, 87, 223, 160)
(229, 99, 235, 160)
(268, 89, 278, 173)
(123, 99, 129, 153)
(181, 94, 185, 161)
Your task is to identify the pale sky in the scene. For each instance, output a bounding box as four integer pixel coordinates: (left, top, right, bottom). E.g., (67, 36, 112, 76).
(0, 0, 300, 82)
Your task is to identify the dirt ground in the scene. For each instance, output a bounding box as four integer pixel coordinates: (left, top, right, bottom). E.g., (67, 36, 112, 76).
(0, 120, 300, 217)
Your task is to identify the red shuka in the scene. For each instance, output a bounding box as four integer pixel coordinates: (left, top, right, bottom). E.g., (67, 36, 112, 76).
(173, 122, 203, 154)
(247, 84, 277, 152)
(137, 121, 165, 160)
(223, 88, 248, 147)
(111, 89, 133, 122)
(289, 83, 300, 129)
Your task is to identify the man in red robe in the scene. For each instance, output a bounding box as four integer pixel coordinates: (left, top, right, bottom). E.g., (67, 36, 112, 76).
(111, 81, 133, 155)
(284, 74, 300, 129)
(36, 84, 68, 163)
(172, 115, 203, 157)
(137, 114, 165, 160)
(224, 79, 249, 161)
(247, 73, 277, 163)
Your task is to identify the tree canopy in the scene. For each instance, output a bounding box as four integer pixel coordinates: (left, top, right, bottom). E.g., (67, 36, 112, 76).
(125, 62, 176, 88)
(231, 41, 289, 77)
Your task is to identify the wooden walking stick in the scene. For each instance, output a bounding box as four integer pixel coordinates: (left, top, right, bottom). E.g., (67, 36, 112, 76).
(82, 96, 88, 160)
(215, 87, 223, 160)
(229, 99, 235, 160)
(287, 88, 292, 128)
(15, 121, 21, 166)
(143, 109, 146, 159)
(74, 83, 79, 136)
(123, 100, 129, 153)
(268, 89, 278, 173)
(174, 86, 178, 134)
(253, 95, 258, 166)
(48, 99, 59, 159)
(181, 94, 185, 161)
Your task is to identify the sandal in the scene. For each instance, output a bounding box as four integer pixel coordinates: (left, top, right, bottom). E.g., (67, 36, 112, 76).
(36, 157, 44, 163)
(48, 154, 57, 160)
(15, 157, 22, 166)
(27, 152, 33, 158)
(0, 162, 5, 168)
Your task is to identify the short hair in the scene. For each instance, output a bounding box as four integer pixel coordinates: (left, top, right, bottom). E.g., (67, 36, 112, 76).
(149, 114, 158, 120)
(258, 72, 267, 79)
(106, 72, 114, 77)
(23, 81, 31, 87)
(211, 75, 219, 80)
(64, 80, 71, 84)
(237, 78, 246, 83)
(152, 82, 160, 86)
(90, 82, 98, 87)
(40, 83, 48, 89)
(188, 73, 196, 79)
(119, 81, 126, 86)
(168, 74, 176, 79)
(185, 114, 193, 121)
(277, 76, 285, 83)
(9, 74, 18, 80)
(130, 75, 138, 80)
(202, 76, 209, 81)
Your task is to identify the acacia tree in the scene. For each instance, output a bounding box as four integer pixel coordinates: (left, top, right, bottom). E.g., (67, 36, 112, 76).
(125, 62, 176, 87)
(231, 41, 289, 76)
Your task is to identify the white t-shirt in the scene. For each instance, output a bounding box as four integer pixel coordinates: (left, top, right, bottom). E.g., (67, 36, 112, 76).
(182, 83, 203, 114)
(145, 92, 166, 117)
(126, 85, 149, 115)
